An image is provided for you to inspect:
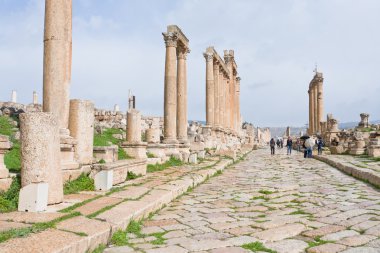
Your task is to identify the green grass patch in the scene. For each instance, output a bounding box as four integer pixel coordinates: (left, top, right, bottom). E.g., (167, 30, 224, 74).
(4, 140, 21, 171)
(258, 189, 276, 195)
(307, 237, 333, 248)
(252, 196, 268, 200)
(242, 242, 277, 252)
(151, 232, 166, 245)
(289, 210, 311, 215)
(147, 153, 156, 158)
(0, 211, 80, 243)
(118, 148, 132, 160)
(0, 116, 15, 136)
(126, 220, 142, 236)
(90, 244, 106, 253)
(0, 176, 21, 213)
(126, 171, 141, 180)
(110, 229, 129, 246)
(94, 128, 123, 147)
(63, 173, 95, 195)
(147, 156, 183, 173)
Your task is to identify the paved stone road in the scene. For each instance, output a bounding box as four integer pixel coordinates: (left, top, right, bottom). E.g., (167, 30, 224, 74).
(105, 149, 380, 253)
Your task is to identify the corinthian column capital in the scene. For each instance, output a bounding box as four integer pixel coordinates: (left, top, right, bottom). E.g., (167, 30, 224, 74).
(203, 52, 213, 62)
(162, 32, 178, 47)
(177, 46, 190, 60)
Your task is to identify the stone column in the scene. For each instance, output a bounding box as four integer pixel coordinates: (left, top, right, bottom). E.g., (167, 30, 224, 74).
(162, 32, 178, 144)
(123, 109, 147, 159)
(309, 86, 315, 134)
(213, 62, 220, 128)
(43, 0, 72, 130)
(20, 112, 63, 204)
(219, 71, 225, 129)
(308, 89, 312, 134)
(236, 77, 241, 131)
(68, 99, 94, 165)
(11, 90, 17, 103)
(313, 83, 319, 133)
(204, 52, 214, 127)
(177, 46, 189, 144)
(33, 91, 38, 104)
(317, 76, 324, 130)
(225, 76, 230, 130)
(114, 104, 120, 112)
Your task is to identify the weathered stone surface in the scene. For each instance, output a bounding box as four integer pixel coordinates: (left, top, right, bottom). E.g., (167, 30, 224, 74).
(321, 229, 360, 241)
(265, 239, 309, 253)
(307, 243, 347, 253)
(74, 196, 121, 216)
(341, 247, 380, 253)
(146, 245, 188, 253)
(0, 220, 31, 232)
(303, 225, 346, 238)
(337, 235, 377, 247)
(253, 223, 306, 242)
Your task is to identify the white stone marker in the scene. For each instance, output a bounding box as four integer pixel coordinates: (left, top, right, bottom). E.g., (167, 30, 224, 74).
(18, 183, 48, 212)
(94, 170, 113, 191)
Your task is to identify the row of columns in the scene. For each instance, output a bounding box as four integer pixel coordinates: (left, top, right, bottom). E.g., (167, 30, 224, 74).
(204, 47, 241, 134)
(7, 91, 38, 104)
(308, 72, 324, 134)
(162, 25, 190, 145)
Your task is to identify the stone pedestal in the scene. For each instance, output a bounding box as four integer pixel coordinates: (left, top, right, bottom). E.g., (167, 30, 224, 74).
(19, 112, 63, 205)
(350, 139, 366, 155)
(94, 170, 113, 191)
(0, 135, 11, 179)
(60, 129, 79, 170)
(68, 99, 94, 165)
(93, 145, 118, 163)
(146, 128, 160, 144)
(122, 109, 147, 159)
(18, 183, 48, 212)
(368, 134, 380, 157)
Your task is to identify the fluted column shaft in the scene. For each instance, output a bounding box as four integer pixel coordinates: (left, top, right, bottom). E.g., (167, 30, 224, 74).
(308, 89, 312, 134)
(317, 80, 323, 133)
(219, 71, 225, 129)
(213, 63, 220, 127)
(177, 47, 189, 144)
(162, 32, 178, 144)
(309, 87, 315, 134)
(313, 84, 318, 132)
(43, 0, 72, 130)
(204, 53, 214, 127)
(236, 77, 241, 131)
(225, 77, 230, 130)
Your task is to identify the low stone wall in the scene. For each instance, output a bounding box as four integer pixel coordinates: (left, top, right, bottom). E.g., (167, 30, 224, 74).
(92, 159, 147, 185)
(314, 155, 380, 188)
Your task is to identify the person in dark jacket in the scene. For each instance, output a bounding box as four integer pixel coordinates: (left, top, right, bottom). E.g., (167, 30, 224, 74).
(317, 138, 324, 155)
(286, 137, 293, 155)
(270, 138, 276, 155)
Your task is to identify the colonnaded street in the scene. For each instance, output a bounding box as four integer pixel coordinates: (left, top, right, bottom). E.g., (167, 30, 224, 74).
(105, 149, 380, 253)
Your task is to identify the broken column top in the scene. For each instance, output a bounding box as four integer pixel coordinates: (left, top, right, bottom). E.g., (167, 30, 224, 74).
(167, 25, 189, 47)
(205, 46, 229, 76)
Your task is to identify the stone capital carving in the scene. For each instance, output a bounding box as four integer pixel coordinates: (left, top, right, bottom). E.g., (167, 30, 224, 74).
(162, 32, 178, 47)
(236, 77, 241, 82)
(177, 46, 190, 60)
(203, 52, 213, 62)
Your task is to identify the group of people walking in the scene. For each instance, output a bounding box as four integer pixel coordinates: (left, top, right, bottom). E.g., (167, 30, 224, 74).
(269, 136, 324, 158)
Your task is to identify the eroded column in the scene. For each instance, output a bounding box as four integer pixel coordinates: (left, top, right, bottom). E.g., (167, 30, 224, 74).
(236, 77, 241, 131)
(213, 62, 220, 128)
(43, 0, 72, 130)
(204, 52, 214, 127)
(162, 32, 178, 144)
(177, 46, 189, 144)
(68, 99, 94, 165)
(313, 83, 319, 132)
(219, 71, 225, 129)
(20, 112, 63, 204)
(317, 74, 324, 132)
(225, 76, 230, 130)
(308, 89, 313, 134)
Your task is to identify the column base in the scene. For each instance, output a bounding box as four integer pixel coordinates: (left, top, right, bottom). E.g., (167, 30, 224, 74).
(163, 137, 179, 145)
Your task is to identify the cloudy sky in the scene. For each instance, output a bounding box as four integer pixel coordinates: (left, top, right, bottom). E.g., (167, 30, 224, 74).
(1, 0, 379, 127)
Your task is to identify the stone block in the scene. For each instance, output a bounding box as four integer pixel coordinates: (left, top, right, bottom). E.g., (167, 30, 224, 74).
(95, 170, 113, 191)
(93, 145, 118, 163)
(122, 143, 147, 159)
(198, 150, 206, 159)
(189, 153, 198, 164)
(18, 183, 48, 212)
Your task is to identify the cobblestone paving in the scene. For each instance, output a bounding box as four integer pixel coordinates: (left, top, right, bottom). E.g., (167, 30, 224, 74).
(105, 149, 380, 253)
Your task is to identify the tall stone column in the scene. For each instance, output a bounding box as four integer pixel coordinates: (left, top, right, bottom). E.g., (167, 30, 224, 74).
(33, 91, 38, 104)
(68, 99, 94, 165)
(20, 112, 63, 204)
(313, 83, 319, 132)
(225, 77, 230, 130)
(204, 52, 214, 127)
(308, 89, 312, 134)
(219, 71, 225, 129)
(162, 32, 178, 144)
(213, 63, 220, 128)
(309, 86, 315, 134)
(43, 0, 72, 130)
(317, 75, 324, 132)
(11, 91, 17, 103)
(236, 77, 241, 131)
(177, 46, 189, 144)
